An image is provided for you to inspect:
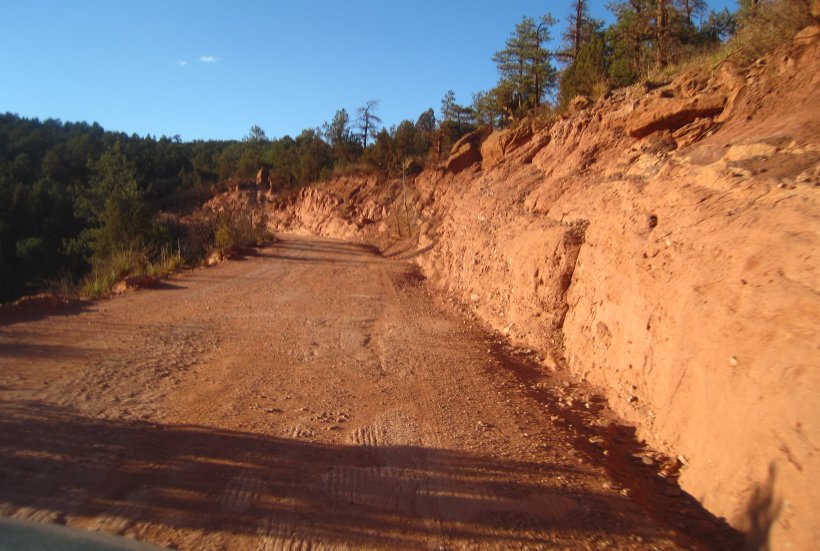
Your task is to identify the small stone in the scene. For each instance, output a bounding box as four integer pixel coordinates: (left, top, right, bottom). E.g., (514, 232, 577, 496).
(729, 356, 738, 367)
(641, 456, 655, 466)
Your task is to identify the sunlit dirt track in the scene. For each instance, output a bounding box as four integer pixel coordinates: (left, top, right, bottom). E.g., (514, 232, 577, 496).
(0, 235, 738, 550)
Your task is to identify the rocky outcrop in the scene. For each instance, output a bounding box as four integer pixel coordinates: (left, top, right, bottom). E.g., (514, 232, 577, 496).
(267, 28, 820, 551)
(626, 93, 727, 138)
(480, 125, 533, 169)
(112, 274, 157, 294)
(569, 95, 592, 113)
(445, 127, 491, 174)
(256, 167, 270, 187)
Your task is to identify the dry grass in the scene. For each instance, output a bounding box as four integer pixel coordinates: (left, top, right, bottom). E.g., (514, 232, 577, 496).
(646, 0, 813, 84)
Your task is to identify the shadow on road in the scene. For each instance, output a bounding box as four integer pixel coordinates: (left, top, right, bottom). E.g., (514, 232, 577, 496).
(0, 399, 691, 549)
(485, 340, 746, 550)
(0, 300, 94, 327)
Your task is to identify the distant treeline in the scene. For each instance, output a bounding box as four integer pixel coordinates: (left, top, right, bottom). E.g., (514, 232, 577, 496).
(0, 109, 459, 301)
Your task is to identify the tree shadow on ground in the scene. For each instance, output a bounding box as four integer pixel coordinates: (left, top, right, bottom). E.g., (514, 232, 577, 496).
(0, 300, 94, 327)
(1, 400, 691, 549)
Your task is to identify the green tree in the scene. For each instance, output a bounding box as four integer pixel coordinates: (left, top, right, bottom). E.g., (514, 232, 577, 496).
(244, 125, 268, 143)
(472, 88, 511, 128)
(393, 120, 418, 164)
(492, 14, 558, 114)
(558, 29, 609, 108)
(293, 129, 332, 185)
(675, 0, 707, 24)
(76, 142, 153, 261)
(440, 91, 475, 132)
(558, 0, 597, 63)
(414, 108, 436, 157)
(606, 0, 655, 85)
(415, 108, 436, 133)
(322, 108, 361, 165)
(698, 8, 736, 42)
(440, 90, 458, 123)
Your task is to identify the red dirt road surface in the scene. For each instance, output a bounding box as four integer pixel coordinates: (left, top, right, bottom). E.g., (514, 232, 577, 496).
(0, 236, 741, 549)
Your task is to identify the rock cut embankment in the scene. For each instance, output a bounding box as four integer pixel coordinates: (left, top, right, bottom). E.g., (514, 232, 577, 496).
(266, 26, 820, 550)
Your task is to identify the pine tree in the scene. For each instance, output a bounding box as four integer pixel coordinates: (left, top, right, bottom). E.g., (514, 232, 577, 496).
(559, 0, 595, 63)
(78, 141, 153, 260)
(492, 14, 558, 113)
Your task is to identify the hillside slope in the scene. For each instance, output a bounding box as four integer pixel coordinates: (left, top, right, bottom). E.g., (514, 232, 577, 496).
(263, 26, 820, 550)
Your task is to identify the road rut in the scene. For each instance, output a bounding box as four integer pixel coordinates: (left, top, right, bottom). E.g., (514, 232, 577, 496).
(0, 235, 735, 549)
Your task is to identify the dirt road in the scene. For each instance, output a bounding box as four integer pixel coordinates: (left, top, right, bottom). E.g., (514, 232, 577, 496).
(0, 236, 739, 549)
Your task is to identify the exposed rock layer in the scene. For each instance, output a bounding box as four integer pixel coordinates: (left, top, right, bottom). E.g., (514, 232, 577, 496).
(267, 28, 820, 550)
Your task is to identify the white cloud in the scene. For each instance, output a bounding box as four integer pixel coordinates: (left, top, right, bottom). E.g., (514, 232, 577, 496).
(177, 60, 189, 67)
(199, 55, 220, 63)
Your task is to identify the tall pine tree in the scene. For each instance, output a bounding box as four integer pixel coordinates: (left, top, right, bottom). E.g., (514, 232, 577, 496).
(492, 14, 558, 114)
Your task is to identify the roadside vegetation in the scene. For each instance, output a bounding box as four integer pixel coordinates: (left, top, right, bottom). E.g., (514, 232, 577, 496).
(0, 0, 812, 302)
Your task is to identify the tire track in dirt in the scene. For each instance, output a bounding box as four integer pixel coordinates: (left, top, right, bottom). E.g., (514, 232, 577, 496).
(0, 235, 741, 550)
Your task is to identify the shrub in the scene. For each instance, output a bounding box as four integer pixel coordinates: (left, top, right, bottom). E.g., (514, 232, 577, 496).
(80, 247, 147, 297)
(146, 246, 184, 278)
(214, 222, 235, 254)
(728, 0, 813, 65)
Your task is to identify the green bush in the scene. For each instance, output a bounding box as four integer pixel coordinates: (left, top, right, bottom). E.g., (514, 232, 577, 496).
(214, 222, 235, 254)
(146, 246, 184, 278)
(729, 0, 813, 65)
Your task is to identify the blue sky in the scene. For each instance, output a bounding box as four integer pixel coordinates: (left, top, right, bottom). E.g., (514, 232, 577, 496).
(1, 0, 736, 141)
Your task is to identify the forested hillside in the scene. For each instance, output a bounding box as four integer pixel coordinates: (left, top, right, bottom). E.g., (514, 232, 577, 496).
(1, 0, 812, 302)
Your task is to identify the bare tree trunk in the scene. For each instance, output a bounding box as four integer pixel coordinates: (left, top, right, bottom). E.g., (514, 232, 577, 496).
(657, 0, 669, 68)
(574, 0, 583, 59)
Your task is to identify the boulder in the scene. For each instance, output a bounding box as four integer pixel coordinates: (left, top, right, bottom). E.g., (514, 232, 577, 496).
(207, 251, 223, 266)
(402, 158, 423, 176)
(671, 117, 714, 149)
(255, 167, 270, 187)
(626, 93, 727, 138)
(112, 274, 157, 294)
(794, 23, 820, 44)
(446, 127, 492, 174)
(569, 95, 592, 113)
(481, 125, 533, 169)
